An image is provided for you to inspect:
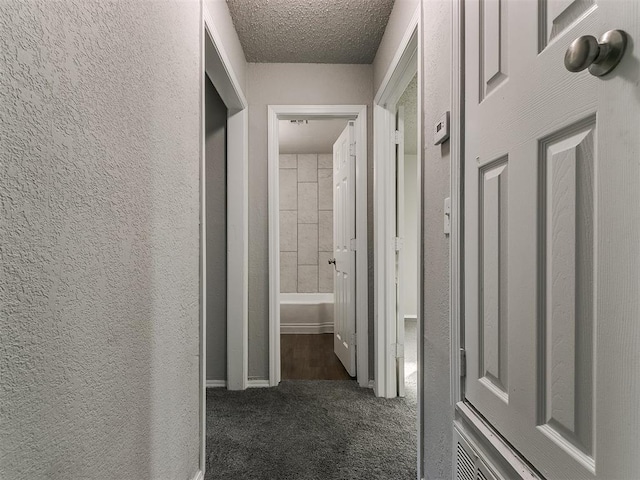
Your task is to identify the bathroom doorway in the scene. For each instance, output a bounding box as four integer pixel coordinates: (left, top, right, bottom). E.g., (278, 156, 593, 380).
(267, 105, 368, 387)
(277, 118, 351, 380)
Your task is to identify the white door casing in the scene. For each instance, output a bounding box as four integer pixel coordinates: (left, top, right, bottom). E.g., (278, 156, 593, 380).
(333, 122, 357, 377)
(395, 106, 406, 398)
(464, 0, 640, 478)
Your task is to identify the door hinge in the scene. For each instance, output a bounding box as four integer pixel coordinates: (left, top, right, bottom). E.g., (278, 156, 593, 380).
(394, 237, 404, 251)
(350, 332, 357, 346)
(393, 343, 404, 359)
(350, 238, 357, 251)
(349, 142, 356, 157)
(459, 348, 467, 377)
(394, 130, 402, 145)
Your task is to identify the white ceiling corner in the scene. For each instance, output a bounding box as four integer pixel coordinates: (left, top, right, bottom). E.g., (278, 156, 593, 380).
(226, 0, 395, 64)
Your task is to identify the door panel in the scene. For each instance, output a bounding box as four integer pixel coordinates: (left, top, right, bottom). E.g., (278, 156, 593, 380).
(479, 0, 508, 100)
(539, 118, 595, 458)
(465, 0, 640, 478)
(333, 122, 356, 376)
(479, 159, 508, 401)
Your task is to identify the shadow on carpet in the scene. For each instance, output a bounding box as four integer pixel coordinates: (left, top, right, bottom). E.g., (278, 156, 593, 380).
(206, 380, 417, 480)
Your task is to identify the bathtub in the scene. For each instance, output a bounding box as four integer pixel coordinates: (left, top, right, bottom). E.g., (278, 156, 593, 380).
(280, 293, 335, 334)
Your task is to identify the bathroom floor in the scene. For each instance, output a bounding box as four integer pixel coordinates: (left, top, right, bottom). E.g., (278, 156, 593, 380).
(280, 334, 352, 380)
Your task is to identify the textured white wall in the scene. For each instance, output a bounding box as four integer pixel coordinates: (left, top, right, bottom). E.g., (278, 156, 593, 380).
(421, 0, 454, 478)
(204, 0, 248, 92)
(247, 63, 373, 379)
(372, 0, 420, 95)
(0, 2, 201, 479)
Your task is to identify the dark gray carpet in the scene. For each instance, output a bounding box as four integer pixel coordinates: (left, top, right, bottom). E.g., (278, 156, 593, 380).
(206, 380, 417, 480)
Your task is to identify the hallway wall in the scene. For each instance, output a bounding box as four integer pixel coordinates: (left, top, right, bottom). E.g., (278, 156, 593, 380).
(247, 63, 374, 380)
(205, 77, 228, 382)
(0, 2, 201, 479)
(421, 0, 454, 478)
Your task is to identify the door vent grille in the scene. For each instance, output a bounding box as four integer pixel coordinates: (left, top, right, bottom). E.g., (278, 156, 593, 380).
(457, 443, 476, 480)
(455, 429, 500, 480)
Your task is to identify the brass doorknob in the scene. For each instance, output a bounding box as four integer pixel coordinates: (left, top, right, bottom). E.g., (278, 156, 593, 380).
(564, 30, 628, 77)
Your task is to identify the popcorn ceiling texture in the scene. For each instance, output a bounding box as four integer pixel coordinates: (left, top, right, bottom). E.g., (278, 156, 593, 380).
(0, 1, 201, 478)
(226, 0, 395, 64)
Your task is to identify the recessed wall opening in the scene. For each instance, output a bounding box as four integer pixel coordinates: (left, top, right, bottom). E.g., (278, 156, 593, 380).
(267, 105, 369, 389)
(395, 73, 419, 399)
(277, 118, 351, 380)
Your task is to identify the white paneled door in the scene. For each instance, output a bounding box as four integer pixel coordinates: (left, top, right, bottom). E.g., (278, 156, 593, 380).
(465, 0, 640, 478)
(333, 122, 356, 376)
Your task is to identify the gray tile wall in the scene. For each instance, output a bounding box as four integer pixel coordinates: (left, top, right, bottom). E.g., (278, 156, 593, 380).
(279, 153, 334, 293)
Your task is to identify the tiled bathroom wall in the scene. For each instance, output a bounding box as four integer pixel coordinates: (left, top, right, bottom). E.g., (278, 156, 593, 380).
(279, 153, 334, 293)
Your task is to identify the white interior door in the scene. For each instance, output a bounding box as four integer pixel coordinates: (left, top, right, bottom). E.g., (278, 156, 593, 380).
(333, 121, 356, 377)
(395, 106, 406, 398)
(464, 0, 640, 478)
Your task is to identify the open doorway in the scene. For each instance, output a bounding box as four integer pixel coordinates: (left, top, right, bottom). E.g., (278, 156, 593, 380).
(267, 105, 368, 388)
(394, 74, 419, 398)
(277, 118, 351, 380)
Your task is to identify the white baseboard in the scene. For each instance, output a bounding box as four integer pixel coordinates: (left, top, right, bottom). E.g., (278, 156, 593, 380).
(206, 380, 226, 388)
(191, 470, 204, 480)
(248, 379, 270, 388)
(280, 322, 334, 334)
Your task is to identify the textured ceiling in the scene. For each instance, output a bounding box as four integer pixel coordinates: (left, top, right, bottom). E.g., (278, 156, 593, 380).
(226, 0, 395, 64)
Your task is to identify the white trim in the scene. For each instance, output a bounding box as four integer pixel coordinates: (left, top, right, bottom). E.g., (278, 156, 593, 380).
(268, 105, 369, 389)
(281, 323, 335, 335)
(203, 7, 249, 393)
(416, 5, 425, 478)
(191, 470, 204, 480)
(198, 5, 206, 473)
(248, 379, 271, 388)
(206, 380, 227, 388)
(268, 107, 281, 387)
(450, 0, 464, 410)
(374, 6, 421, 105)
(373, 6, 419, 400)
(203, 6, 247, 110)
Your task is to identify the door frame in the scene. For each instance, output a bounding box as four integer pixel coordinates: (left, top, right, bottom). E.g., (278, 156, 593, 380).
(267, 105, 369, 388)
(372, 5, 420, 400)
(450, 0, 464, 409)
(201, 3, 250, 473)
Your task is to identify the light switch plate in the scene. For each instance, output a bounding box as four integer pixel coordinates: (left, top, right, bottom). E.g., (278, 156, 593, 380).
(434, 111, 450, 145)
